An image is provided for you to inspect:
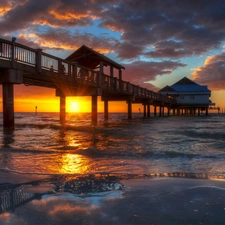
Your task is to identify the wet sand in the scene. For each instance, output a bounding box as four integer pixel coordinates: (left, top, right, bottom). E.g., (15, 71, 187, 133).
(1, 171, 225, 225)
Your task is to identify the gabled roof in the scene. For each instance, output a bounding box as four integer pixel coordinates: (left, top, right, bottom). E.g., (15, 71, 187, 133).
(159, 85, 176, 92)
(171, 77, 210, 93)
(159, 77, 211, 94)
(171, 84, 210, 93)
(65, 45, 125, 70)
(174, 77, 197, 85)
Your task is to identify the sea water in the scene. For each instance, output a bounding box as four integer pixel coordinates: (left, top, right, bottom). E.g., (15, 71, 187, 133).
(0, 112, 225, 178)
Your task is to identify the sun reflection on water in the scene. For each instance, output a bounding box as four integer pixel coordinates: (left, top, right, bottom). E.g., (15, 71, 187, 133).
(60, 154, 90, 174)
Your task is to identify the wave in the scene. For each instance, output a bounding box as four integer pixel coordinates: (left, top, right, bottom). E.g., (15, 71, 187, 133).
(183, 129, 225, 141)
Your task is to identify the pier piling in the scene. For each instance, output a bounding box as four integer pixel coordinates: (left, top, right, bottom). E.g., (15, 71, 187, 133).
(2, 83, 14, 128)
(92, 95, 98, 125)
(60, 95, 66, 125)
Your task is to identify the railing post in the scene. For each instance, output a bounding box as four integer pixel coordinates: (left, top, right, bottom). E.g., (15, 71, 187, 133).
(110, 66, 113, 90)
(11, 37, 16, 68)
(72, 62, 77, 81)
(68, 63, 71, 76)
(97, 72, 101, 87)
(127, 82, 130, 94)
(119, 69, 122, 91)
(58, 59, 63, 75)
(36, 49, 42, 73)
(114, 77, 117, 91)
(98, 61, 104, 87)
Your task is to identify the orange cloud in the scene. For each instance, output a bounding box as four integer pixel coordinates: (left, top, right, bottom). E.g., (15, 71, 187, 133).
(48, 204, 89, 215)
(0, 6, 11, 16)
(49, 10, 89, 21)
(105, 24, 124, 32)
(192, 53, 225, 91)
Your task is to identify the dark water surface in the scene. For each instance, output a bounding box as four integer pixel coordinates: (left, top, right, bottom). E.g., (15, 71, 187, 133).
(1, 112, 225, 224)
(1, 112, 225, 176)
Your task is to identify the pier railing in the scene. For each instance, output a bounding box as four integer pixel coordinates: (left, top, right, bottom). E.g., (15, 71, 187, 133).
(0, 187, 36, 213)
(0, 38, 175, 105)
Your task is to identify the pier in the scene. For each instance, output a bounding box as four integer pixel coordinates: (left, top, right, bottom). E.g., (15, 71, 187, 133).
(0, 38, 178, 128)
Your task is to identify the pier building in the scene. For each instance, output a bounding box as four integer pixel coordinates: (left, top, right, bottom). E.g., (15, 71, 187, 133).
(159, 77, 215, 115)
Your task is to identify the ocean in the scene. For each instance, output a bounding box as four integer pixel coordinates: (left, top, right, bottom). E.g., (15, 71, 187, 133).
(1, 112, 225, 225)
(0, 112, 225, 178)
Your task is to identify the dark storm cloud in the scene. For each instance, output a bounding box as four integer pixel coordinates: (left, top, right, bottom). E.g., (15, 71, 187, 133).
(31, 28, 118, 52)
(192, 53, 225, 91)
(115, 42, 143, 59)
(2, 0, 225, 59)
(1, 0, 225, 87)
(0, 0, 96, 33)
(99, 0, 225, 59)
(123, 60, 186, 87)
(0, 0, 54, 32)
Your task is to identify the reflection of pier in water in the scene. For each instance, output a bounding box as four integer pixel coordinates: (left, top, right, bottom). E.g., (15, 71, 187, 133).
(0, 185, 41, 213)
(0, 174, 122, 214)
(1, 172, 223, 214)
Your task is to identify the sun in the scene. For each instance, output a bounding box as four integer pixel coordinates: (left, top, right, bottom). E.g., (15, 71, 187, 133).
(68, 101, 80, 112)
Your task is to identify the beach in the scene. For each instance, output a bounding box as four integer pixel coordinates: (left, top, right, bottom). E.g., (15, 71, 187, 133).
(1, 170, 225, 225)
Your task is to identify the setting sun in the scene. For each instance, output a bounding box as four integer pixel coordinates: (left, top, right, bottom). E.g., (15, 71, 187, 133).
(68, 101, 80, 112)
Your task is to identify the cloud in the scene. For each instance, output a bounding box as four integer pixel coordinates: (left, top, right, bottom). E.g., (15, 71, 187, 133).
(1, 0, 225, 93)
(192, 53, 225, 90)
(15, 28, 118, 54)
(115, 42, 144, 59)
(1, 0, 225, 61)
(98, 0, 225, 59)
(0, 0, 97, 33)
(123, 60, 187, 90)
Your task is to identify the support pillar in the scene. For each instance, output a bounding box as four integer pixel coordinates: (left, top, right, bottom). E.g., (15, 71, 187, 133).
(2, 83, 14, 128)
(147, 104, 150, 118)
(154, 105, 157, 116)
(182, 108, 184, 115)
(60, 95, 66, 125)
(173, 108, 175, 116)
(198, 108, 200, 116)
(159, 106, 162, 117)
(206, 107, 208, 116)
(167, 107, 170, 116)
(92, 95, 98, 125)
(143, 104, 147, 118)
(127, 100, 132, 119)
(104, 100, 108, 120)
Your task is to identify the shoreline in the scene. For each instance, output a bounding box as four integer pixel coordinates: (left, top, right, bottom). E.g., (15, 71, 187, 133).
(1, 171, 225, 224)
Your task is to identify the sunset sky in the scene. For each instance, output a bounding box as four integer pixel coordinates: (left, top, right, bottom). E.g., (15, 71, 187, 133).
(0, 0, 225, 112)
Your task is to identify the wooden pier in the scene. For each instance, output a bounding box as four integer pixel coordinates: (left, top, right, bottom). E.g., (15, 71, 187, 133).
(0, 37, 177, 128)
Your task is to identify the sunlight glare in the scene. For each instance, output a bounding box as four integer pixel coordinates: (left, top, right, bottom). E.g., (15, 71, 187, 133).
(68, 101, 80, 112)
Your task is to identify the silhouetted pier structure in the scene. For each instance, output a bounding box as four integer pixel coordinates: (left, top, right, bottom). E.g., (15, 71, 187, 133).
(0, 37, 177, 128)
(0, 185, 38, 213)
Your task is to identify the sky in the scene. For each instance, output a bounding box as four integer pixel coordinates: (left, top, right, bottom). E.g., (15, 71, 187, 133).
(0, 0, 225, 112)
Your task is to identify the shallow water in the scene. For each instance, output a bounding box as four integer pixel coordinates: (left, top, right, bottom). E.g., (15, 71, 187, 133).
(0, 112, 225, 177)
(1, 112, 225, 224)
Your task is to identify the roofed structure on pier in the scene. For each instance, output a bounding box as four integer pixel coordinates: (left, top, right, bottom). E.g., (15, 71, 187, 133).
(159, 77, 215, 108)
(65, 45, 125, 71)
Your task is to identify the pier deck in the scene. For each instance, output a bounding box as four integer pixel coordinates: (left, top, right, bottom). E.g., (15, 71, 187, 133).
(0, 38, 176, 128)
